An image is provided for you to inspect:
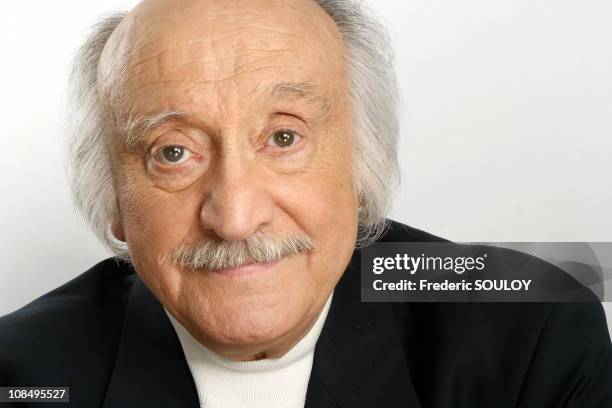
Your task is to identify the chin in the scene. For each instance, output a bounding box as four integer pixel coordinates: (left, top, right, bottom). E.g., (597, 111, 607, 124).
(181, 285, 310, 357)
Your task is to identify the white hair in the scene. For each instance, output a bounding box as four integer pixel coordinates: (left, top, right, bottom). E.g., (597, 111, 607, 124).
(67, 0, 400, 258)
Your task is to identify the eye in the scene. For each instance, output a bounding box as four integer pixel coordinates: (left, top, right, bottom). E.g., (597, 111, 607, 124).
(266, 129, 302, 148)
(153, 145, 193, 165)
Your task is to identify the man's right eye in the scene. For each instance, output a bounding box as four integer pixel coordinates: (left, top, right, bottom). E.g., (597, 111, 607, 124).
(153, 145, 194, 165)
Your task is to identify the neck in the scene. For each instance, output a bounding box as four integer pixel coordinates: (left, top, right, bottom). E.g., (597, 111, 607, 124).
(166, 293, 334, 408)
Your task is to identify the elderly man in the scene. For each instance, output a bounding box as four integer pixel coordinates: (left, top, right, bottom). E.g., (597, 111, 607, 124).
(1, 0, 610, 407)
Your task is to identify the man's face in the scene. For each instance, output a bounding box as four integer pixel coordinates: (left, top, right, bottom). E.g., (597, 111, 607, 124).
(100, 0, 358, 360)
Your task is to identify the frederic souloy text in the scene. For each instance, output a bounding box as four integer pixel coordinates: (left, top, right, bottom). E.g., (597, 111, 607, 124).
(373, 279, 533, 292)
(372, 253, 487, 275)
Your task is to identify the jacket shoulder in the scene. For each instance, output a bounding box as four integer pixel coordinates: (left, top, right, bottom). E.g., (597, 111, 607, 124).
(0, 258, 135, 394)
(380, 222, 611, 406)
(380, 219, 449, 243)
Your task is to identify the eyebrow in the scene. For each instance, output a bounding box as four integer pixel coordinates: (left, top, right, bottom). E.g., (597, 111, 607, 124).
(269, 81, 333, 118)
(121, 81, 334, 151)
(123, 110, 185, 151)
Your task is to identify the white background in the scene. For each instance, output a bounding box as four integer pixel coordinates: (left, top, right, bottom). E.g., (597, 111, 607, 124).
(0, 0, 610, 336)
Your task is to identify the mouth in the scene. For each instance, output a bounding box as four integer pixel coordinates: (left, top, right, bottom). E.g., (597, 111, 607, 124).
(210, 258, 282, 278)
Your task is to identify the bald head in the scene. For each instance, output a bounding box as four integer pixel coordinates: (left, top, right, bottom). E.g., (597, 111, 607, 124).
(97, 0, 348, 139)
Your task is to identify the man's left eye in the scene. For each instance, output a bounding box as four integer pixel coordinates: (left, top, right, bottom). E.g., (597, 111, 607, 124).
(266, 129, 302, 148)
(154, 145, 194, 165)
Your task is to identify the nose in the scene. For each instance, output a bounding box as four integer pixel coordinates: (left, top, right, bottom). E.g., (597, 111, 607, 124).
(199, 149, 274, 241)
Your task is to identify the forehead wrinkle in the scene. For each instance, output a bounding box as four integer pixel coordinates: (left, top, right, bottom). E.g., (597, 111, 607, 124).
(123, 39, 299, 81)
(121, 11, 305, 71)
(99, 0, 348, 95)
(120, 47, 301, 100)
(120, 56, 317, 108)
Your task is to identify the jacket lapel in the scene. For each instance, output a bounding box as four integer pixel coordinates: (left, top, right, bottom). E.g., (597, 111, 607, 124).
(305, 251, 422, 408)
(102, 276, 200, 407)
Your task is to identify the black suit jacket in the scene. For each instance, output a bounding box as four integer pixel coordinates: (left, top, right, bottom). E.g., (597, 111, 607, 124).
(1, 220, 611, 407)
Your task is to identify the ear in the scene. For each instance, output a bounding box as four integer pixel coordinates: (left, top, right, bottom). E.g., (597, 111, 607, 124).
(111, 218, 126, 242)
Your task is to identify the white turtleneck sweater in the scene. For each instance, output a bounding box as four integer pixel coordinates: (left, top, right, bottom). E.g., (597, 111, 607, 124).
(166, 293, 333, 408)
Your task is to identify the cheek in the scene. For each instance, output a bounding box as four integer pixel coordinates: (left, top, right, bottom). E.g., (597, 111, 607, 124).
(299, 139, 357, 234)
(273, 162, 358, 285)
(118, 178, 200, 266)
(119, 185, 207, 306)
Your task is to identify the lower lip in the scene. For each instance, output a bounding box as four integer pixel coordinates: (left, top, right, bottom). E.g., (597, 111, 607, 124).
(211, 259, 281, 277)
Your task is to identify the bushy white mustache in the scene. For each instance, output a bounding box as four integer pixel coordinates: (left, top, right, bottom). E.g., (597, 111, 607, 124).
(159, 234, 315, 271)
